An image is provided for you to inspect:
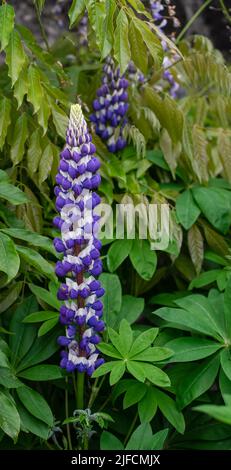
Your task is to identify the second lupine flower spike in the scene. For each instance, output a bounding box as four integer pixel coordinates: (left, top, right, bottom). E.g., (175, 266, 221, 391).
(54, 104, 105, 376)
(90, 57, 129, 153)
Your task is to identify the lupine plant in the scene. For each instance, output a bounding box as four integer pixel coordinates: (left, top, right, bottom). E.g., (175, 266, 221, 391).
(0, 0, 231, 453)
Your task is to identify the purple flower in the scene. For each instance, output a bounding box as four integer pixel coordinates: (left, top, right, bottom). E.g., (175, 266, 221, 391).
(54, 104, 104, 376)
(90, 57, 128, 152)
(148, 1, 180, 98)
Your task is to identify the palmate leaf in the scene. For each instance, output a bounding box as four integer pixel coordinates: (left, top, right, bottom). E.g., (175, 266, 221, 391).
(166, 337, 222, 363)
(16, 386, 53, 427)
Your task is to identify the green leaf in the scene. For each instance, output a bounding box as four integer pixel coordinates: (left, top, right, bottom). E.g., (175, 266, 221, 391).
(17, 402, 49, 440)
(129, 20, 147, 74)
(152, 388, 185, 434)
(27, 65, 43, 114)
(98, 343, 123, 359)
(0, 367, 23, 388)
(18, 364, 62, 381)
(92, 361, 120, 378)
(68, 0, 85, 28)
(142, 363, 171, 388)
(99, 273, 122, 327)
(166, 337, 222, 363)
(127, 361, 146, 382)
(37, 98, 51, 134)
(224, 278, 231, 340)
(123, 382, 147, 409)
(154, 299, 222, 340)
(0, 4, 15, 51)
(28, 284, 61, 310)
(14, 68, 28, 108)
(126, 423, 153, 450)
(107, 239, 132, 272)
(0, 182, 28, 205)
(39, 142, 55, 185)
(133, 18, 163, 67)
(16, 245, 55, 281)
(114, 9, 131, 74)
(51, 103, 68, 139)
(23, 311, 58, 323)
(16, 328, 60, 372)
(192, 187, 231, 234)
(194, 404, 231, 426)
(10, 113, 28, 165)
(2, 227, 55, 256)
(0, 391, 20, 442)
(27, 128, 42, 175)
(114, 295, 144, 327)
(219, 369, 231, 402)
(176, 190, 200, 230)
(5, 30, 26, 86)
(174, 295, 224, 339)
(151, 429, 169, 450)
(189, 269, 221, 290)
(100, 431, 124, 450)
(132, 347, 172, 362)
(177, 355, 220, 409)
(38, 317, 58, 337)
(10, 296, 38, 367)
(0, 232, 20, 284)
(0, 97, 11, 150)
(130, 239, 157, 281)
(17, 386, 53, 426)
(119, 319, 133, 356)
(0, 282, 22, 314)
(220, 349, 231, 381)
(101, 0, 116, 58)
(129, 328, 159, 358)
(109, 362, 126, 385)
(138, 387, 158, 423)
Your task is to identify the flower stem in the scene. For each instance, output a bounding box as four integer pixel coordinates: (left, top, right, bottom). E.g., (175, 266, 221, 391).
(124, 412, 138, 446)
(65, 377, 73, 450)
(76, 371, 85, 409)
(34, 0, 50, 51)
(176, 0, 213, 44)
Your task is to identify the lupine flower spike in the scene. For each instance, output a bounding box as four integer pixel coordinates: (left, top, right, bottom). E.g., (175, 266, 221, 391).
(90, 57, 129, 153)
(54, 104, 105, 376)
(149, 0, 180, 98)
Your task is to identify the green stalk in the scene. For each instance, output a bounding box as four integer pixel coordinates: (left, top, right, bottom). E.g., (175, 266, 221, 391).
(34, 0, 50, 51)
(76, 371, 85, 410)
(176, 0, 213, 44)
(220, 0, 231, 23)
(65, 377, 73, 450)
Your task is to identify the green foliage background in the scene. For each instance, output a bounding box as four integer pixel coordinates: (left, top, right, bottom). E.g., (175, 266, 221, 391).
(0, 0, 231, 450)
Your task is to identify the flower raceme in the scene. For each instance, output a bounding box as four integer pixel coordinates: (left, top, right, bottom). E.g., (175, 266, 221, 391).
(90, 57, 128, 153)
(53, 104, 105, 376)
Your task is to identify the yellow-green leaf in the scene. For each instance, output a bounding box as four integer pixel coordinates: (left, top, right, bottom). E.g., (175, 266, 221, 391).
(27, 65, 43, 114)
(10, 113, 28, 166)
(27, 129, 43, 176)
(114, 9, 131, 74)
(38, 142, 54, 185)
(129, 20, 147, 74)
(0, 4, 15, 51)
(14, 68, 28, 108)
(133, 18, 163, 67)
(5, 30, 27, 86)
(0, 97, 11, 150)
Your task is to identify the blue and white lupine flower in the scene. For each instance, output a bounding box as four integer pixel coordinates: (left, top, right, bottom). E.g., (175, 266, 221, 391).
(54, 104, 105, 376)
(90, 57, 129, 153)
